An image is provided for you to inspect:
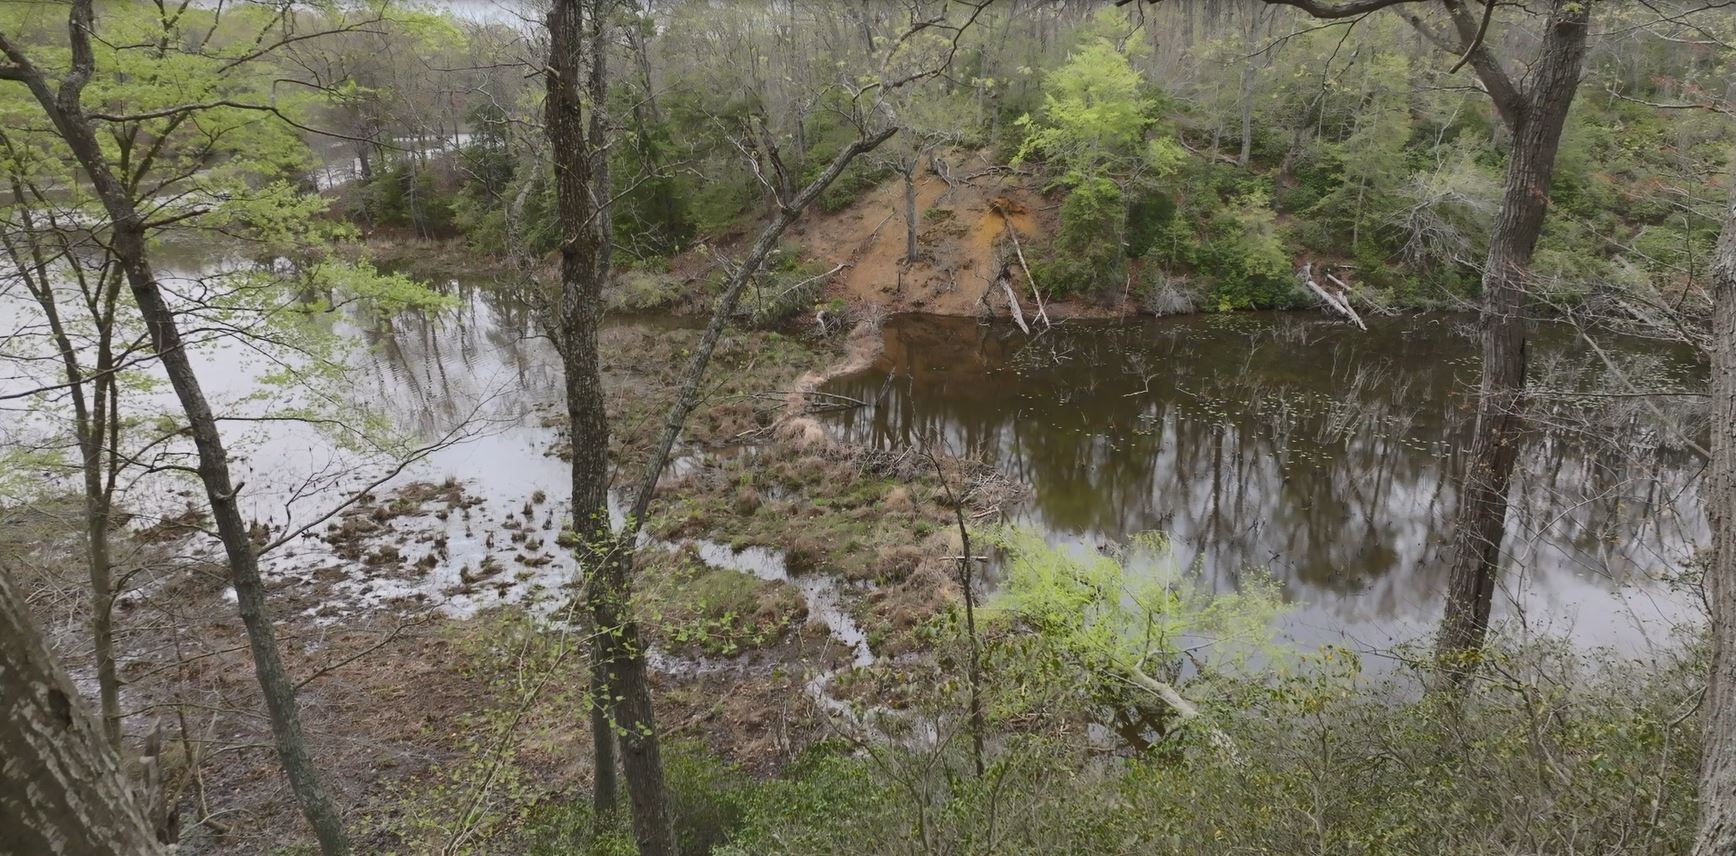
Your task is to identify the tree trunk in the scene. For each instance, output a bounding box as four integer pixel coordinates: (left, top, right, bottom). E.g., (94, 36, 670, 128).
(580, 110, 895, 856)
(619, 124, 899, 536)
(589, 552, 670, 851)
(1237, 65, 1254, 168)
(0, 566, 167, 856)
(115, 203, 352, 856)
(1434, 1, 1588, 666)
(546, 0, 665, 848)
(586, 133, 909, 840)
(587, 125, 897, 842)
(629, 10, 661, 126)
(903, 161, 919, 265)
(561, 333, 620, 818)
(1691, 160, 1736, 856)
(1235, 7, 1263, 169)
(0, 7, 353, 852)
(83, 447, 119, 747)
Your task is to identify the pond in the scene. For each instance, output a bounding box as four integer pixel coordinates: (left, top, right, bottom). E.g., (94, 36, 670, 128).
(6, 242, 1708, 656)
(822, 312, 1708, 654)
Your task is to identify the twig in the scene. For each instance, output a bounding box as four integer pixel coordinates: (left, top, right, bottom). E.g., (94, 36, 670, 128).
(1001, 214, 1050, 329)
(760, 261, 848, 305)
(763, 389, 872, 407)
(925, 445, 986, 778)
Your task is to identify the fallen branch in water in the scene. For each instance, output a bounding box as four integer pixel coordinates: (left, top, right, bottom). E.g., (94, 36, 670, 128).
(756, 389, 872, 409)
(1118, 663, 1240, 760)
(1000, 274, 1031, 334)
(1300, 263, 1366, 331)
(1326, 272, 1396, 316)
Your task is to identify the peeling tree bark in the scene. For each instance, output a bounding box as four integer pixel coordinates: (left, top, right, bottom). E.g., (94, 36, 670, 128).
(1692, 157, 1736, 856)
(0, 567, 166, 856)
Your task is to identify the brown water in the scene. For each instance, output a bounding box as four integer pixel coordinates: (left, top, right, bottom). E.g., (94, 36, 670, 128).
(13, 239, 1703, 653)
(824, 313, 1708, 653)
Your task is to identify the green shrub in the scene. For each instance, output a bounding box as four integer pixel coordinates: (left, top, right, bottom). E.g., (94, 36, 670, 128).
(1197, 197, 1301, 310)
(364, 160, 458, 236)
(608, 113, 695, 258)
(1029, 253, 1103, 300)
(452, 191, 509, 255)
(1036, 176, 1127, 298)
(1123, 184, 1175, 260)
(712, 636, 1704, 855)
(663, 742, 755, 856)
(608, 269, 685, 312)
(689, 167, 759, 235)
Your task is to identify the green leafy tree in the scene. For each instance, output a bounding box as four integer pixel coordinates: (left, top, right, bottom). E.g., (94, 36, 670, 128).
(1014, 14, 1195, 297)
(0, 3, 457, 852)
(987, 528, 1284, 750)
(1015, 36, 1148, 183)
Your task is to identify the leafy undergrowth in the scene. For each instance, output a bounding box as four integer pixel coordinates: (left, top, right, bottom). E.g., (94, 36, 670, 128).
(636, 545, 808, 657)
(587, 324, 821, 471)
(646, 443, 982, 659)
(365, 528, 1708, 856)
(480, 632, 1708, 856)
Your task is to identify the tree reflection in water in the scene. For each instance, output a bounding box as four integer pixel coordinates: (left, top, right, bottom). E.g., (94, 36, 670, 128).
(824, 312, 1707, 652)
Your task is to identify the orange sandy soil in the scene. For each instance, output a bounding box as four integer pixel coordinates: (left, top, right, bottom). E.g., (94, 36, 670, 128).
(669, 149, 1126, 322)
(791, 154, 1132, 321)
(791, 160, 1043, 315)
(365, 148, 1126, 322)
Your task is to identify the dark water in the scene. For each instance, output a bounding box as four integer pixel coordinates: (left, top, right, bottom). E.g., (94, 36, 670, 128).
(824, 312, 1708, 652)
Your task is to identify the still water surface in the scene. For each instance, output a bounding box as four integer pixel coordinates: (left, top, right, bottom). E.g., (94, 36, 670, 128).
(6, 245, 1706, 653)
(824, 312, 1707, 654)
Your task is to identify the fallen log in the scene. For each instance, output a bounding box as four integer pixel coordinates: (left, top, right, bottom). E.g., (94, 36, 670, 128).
(1121, 664, 1240, 760)
(1326, 272, 1395, 317)
(1002, 218, 1051, 329)
(999, 274, 1031, 334)
(1300, 263, 1366, 331)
